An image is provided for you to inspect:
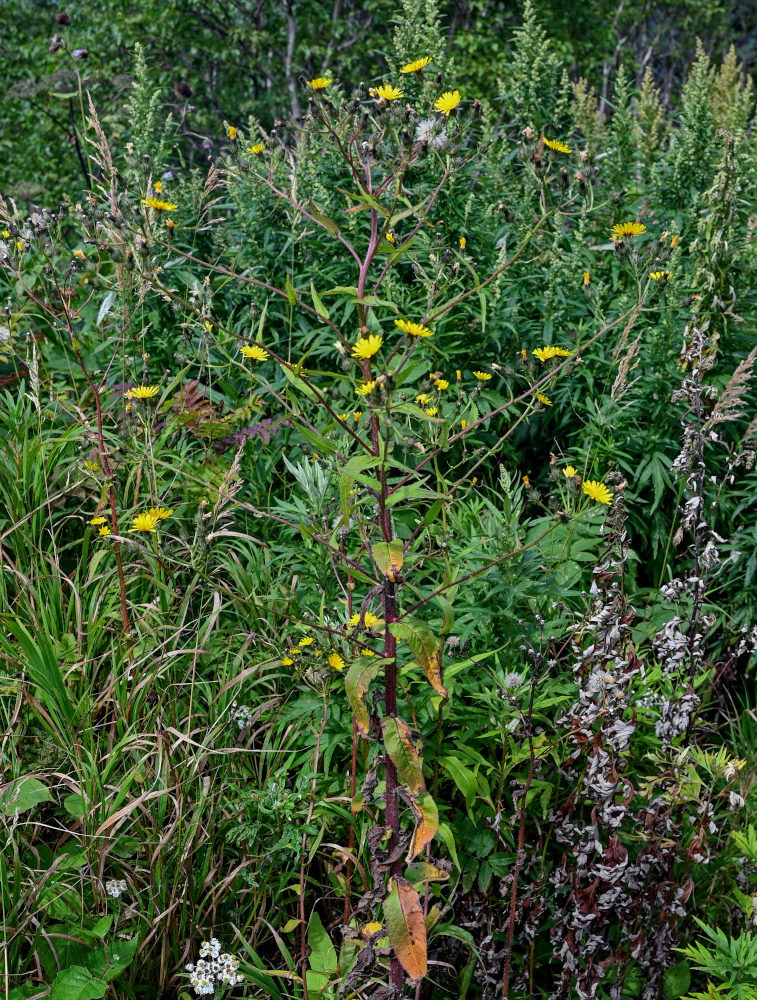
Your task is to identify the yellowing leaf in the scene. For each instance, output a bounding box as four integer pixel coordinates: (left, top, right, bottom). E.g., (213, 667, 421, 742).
(389, 618, 447, 698)
(372, 540, 404, 581)
(381, 716, 424, 793)
(384, 877, 427, 980)
(345, 656, 387, 735)
(404, 861, 450, 884)
(408, 789, 439, 859)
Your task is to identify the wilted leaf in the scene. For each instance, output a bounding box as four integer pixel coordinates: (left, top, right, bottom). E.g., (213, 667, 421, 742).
(345, 656, 386, 735)
(404, 861, 450, 884)
(384, 877, 427, 979)
(408, 789, 439, 859)
(381, 716, 424, 793)
(389, 618, 447, 698)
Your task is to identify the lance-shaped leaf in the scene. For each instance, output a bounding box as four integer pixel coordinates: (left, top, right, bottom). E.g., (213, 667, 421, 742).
(345, 656, 387, 735)
(408, 789, 439, 859)
(381, 716, 424, 793)
(384, 877, 427, 980)
(404, 861, 450, 884)
(372, 540, 403, 581)
(389, 618, 447, 699)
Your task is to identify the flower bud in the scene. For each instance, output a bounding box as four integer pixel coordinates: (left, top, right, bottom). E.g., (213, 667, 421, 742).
(55, 11, 71, 25)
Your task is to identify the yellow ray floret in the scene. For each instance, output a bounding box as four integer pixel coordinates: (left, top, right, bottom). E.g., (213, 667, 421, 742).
(582, 480, 613, 505)
(125, 384, 160, 399)
(536, 392, 552, 406)
(241, 345, 269, 361)
(355, 380, 377, 396)
(248, 143, 264, 155)
(543, 137, 572, 153)
(352, 334, 383, 359)
(309, 77, 332, 90)
(129, 511, 160, 533)
(146, 506, 173, 520)
(348, 611, 381, 629)
(141, 197, 178, 212)
(563, 465, 578, 477)
(376, 84, 403, 101)
(401, 56, 431, 73)
(395, 318, 434, 338)
(435, 90, 461, 115)
(473, 370, 492, 381)
(328, 652, 345, 670)
(532, 346, 573, 362)
(611, 221, 646, 238)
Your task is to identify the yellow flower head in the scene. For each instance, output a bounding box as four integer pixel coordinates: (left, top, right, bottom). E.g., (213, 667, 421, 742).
(355, 380, 377, 396)
(473, 370, 492, 381)
(582, 479, 613, 505)
(16, 241, 24, 252)
(435, 90, 461, 115)
(146, 506, 173, 520)
(532, 346, 573, 362)
(353, 410, 362, 421)
(395, 318, 433, 338)
(154, 180, 162, 193)
(563, 465, 578, 477)
(129, 511, 160, 533)
(386, 231, 395, 244)
(141, 197, 178, 212)
(348, 611, 381, 629)
(376, 84, 403, 101)
(90, 516, 107, 526)
(400, 56, 431, 73)
(352, 334, 383, 360)
(583, 271, 590, 285)
(425, 406, 438, 416)
(241, 344, 269, 361)
(228, 126, 237, 140)
(248, 142, 264, 155)
(415, 392, 432, 404)
(536, 392, 552, 406)
(649, 271, 671, 281)
(459, 236, 466, 249)
(309, 77, 332, 90)
(73, 248, 86, 260)
(461, 419, 467, 429)
(1, 230, 9, 238)
(671, 235, 679, 248)
(299, 636, 314, 646)
(282, 656, 294, 666)
(523, 474, 530, 488)
(434, 378, 450, 390)
(125, 384, 160, 399)
(328, 651, 345, 671)
(611, 221, 646, 239)
(543, 137, 572, 153)
(98, 526, 111, 537)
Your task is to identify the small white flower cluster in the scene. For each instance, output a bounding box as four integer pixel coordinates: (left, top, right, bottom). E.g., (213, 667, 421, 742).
(105, 878, 127, 898)
(186, 938, 244, 995)
(230, 702, 253, 730)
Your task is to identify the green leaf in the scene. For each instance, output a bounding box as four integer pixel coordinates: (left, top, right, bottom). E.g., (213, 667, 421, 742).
(345, 656, 386, 735)
(285, 274, 297, 305)
(310, 282, 330, 320)
(404, 861, 448, 884)
(372, 540, 404, 580)
(339, 455, 380, 525)
(50, 967, 107, 1000)
(0, 775, 51, 817)
(381, 716, 424, 793)
(436, 821, 461, 871)
(307, 198, 341, 237)
(307, 912, 338, 975)
(440, 756, 478, 809)
(389, 618, 447, 698)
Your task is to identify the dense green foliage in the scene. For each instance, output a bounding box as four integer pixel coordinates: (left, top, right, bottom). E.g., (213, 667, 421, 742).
(1, 3, 757, 1000)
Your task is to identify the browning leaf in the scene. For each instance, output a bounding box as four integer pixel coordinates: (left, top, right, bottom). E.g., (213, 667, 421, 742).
(384, 877, 427, 980)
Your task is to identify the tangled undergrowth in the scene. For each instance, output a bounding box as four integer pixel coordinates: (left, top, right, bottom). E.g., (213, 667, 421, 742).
(1, 3, 757, 999)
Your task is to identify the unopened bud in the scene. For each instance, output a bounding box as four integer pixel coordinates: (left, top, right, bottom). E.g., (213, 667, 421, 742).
(55, 11, 71, 25)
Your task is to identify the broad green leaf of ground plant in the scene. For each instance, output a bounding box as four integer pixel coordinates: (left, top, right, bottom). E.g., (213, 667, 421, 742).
(50, 967, 107, 1000)
(0, 775, 51, 817)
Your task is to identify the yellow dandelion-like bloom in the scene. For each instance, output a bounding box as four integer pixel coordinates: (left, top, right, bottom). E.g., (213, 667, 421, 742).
(473, 370, 492, 381)
(376, 84, 403, 101)
(141, 197, 178, 212)
(282, 656, 294, 666)
(328, 651, 345, 670)
(386, 232, 395, 244)
(611, 221, 646, 239)
(461, 419, 467, 429)
(354, 411, 362, 421)
(401, 56, 431, 73)
(415, 392, 432, 404)
(563, 465, 578, 477)
(355, 380, 377, 396)
(338, 412, 349, 421)
(1, 230, 9, 238)
(309, 77, 332, 90)
(90, 516, 107, 526)
(154, 180, 163, 193)
(73, 248, 86, 260)
(352, 334, 383, 360)
(423, 406, 437, 416)
(459, 236, 466, 250)
(536, 392, 552, 406)
(543, 137, 572, 153)
(98, 526, 111, 537)
(289, 647, 302, 656)
(16, 241, 24, 252)
(125, 384, 160, 399)
(241, 344, 269, 361)
(395, 318, 433, 338)
(299, 636, 314, 646)
(435, 90, 461, 115)
(649, 271, 671, 281)
(348, 611, 381, 629)
(671, 235, 679, 248)
(129, 511, 160, 533)
(146, 506, 173, 520)
(583, 272, 590, 286)
(248, 142, 264, 155)
(228, 126, 237, 140)
(582, 480, 613, 505)
(532, 346, 573, 362)
(84, 461, 98, 472)
(434, 378, 450, 390)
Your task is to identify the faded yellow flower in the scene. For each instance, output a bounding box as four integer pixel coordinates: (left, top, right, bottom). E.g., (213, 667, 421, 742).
(582, 480, 613, 505)
(352, 334, 383, 359)
(400, 56, 431, 73)
(435, 90, 461, 115)
(395, 318, 433, 338)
